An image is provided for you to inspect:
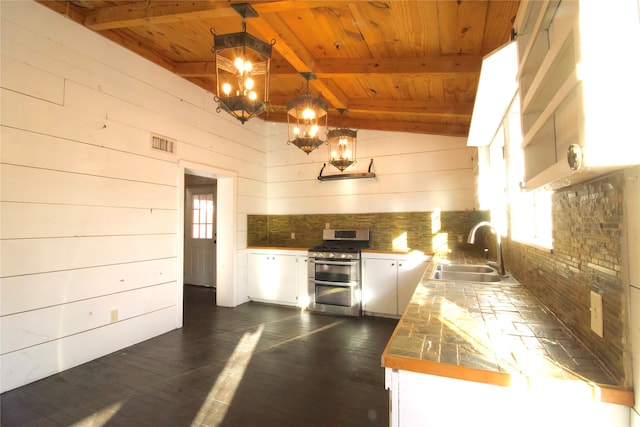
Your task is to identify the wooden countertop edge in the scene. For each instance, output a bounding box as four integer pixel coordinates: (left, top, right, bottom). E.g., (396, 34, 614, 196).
(381, 353, 634, 407)
(246, 246, 309, 251)
(362, 249, 433, 255)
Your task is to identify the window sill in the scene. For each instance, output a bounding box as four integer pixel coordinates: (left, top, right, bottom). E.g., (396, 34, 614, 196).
(512, 238, 553, 253)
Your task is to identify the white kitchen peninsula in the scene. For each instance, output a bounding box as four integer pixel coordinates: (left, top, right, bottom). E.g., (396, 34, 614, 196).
(362, 251, 430, 317)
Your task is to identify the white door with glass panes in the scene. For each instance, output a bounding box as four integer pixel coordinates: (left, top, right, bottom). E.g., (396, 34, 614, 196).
(184, 186, 216, 287)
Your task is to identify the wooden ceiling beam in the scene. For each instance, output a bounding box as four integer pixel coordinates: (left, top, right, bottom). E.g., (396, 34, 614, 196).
(265, 96, 473, 118)
(81, 1, 331, 31)
(83, 1, 237, 30)
(313, 56, 482, 77)
(345, 99, 474, 117)
(174, 55, 481, 78)
(36, 1, 86, 25)
(246, 13, 349, 109)
(262, 112, 469, 137)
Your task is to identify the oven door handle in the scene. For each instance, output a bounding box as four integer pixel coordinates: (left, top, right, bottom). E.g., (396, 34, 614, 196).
(313, 260, 359, 266)
(313, 279, 358, 288)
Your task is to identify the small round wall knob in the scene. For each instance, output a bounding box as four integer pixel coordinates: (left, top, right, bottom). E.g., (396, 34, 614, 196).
(567, 144, 583, 170)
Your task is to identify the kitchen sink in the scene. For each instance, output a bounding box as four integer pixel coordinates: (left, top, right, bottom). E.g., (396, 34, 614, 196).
(431, 263, 501, 283)
(436, 263, 496, 273)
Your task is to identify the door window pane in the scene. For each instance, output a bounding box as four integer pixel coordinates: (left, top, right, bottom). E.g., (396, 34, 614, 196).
(192, 194, 214, 239)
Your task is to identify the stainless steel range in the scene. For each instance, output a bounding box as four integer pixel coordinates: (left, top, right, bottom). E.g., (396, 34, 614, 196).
(308, 229, 370, 317)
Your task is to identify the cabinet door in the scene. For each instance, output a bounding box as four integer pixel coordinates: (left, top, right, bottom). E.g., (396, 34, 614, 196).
(248, 253, 297, 304)
(363, 258, 398, 315)
(397, 259, 428, 315)
(248, 253, 275, 300)
(274, 254, 297, 304)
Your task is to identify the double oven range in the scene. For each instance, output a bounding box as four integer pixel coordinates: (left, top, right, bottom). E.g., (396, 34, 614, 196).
(308, 229, 370, 317)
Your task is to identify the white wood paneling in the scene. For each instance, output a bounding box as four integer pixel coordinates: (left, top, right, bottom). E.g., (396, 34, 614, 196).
(0, 88, 175, 162)
(1, 126, 177, 186)
(62, 81, 265, 177)
(1, 258, 176, 315)
(1, 202, 177, 239)
(269, 189, 475, 214)
(1, 234, 176, 277)
(266, 126, 476, 214)
(0, 0, 262, 393)
(238, 177, 267, 199)
(1, 282, 176, 354)
(1, 307, 176, 393)
(1, 165, 177, 209)
(0, 56, 64, 104)
(269, 169, 473, 199)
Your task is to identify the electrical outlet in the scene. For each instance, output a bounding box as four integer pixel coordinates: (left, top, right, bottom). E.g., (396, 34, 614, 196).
(291, 232, 295, 240)
(110, 309, 119, 323)
(325, 223, 330, 229)
(590, 291, 603, 337)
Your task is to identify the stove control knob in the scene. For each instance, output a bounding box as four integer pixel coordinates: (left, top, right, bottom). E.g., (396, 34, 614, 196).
(329, 253, 335, 258)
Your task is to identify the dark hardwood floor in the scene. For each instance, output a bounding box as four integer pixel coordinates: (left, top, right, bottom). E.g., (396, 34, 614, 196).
(1, 285, 398, 426)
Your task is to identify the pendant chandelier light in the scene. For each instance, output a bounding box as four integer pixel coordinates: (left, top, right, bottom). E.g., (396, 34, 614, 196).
(211, 3, 274, 124)
(327, 109, 358, 172)
(287, 72, 328, 154)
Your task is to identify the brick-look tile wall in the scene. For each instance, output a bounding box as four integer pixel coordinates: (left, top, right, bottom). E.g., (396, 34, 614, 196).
(504, 172, 626, 383)
(247, 210, 489, 255)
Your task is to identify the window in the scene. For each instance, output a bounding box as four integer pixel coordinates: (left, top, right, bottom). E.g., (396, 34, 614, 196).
(506, 94, 553, 249)
(192, 194, 214, 239)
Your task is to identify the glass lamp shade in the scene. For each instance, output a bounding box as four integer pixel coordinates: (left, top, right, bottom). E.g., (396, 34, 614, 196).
(286, 95, 328, 154)
(327, 127, 357, 171)
(213, 31, 273, 124)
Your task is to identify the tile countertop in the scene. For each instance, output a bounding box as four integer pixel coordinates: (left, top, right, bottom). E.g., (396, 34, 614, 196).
(381, 259, 634, 407)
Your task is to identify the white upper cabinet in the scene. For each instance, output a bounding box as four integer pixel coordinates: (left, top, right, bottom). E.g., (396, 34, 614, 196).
(514, 0, 640, 190)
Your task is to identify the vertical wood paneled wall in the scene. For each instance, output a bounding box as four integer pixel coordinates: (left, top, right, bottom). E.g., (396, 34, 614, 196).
(0, 1, 267, 392)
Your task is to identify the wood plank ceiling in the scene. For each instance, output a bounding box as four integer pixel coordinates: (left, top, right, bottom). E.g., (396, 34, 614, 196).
(38, 0, 520, 137)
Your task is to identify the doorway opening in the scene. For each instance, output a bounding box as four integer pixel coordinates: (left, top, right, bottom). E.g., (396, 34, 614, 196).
(177, 162, 237, 328)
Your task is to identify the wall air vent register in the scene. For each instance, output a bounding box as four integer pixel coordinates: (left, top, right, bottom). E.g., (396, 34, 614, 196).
(151, 134, 176, 154)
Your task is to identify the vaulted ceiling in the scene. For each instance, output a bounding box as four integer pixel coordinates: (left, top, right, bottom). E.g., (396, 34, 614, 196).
(38, 0, 520, 137)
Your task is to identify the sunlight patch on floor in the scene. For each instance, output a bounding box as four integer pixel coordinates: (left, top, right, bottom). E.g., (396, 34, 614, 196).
(76, 401, 123, 426)
(193, 324, 265, 424)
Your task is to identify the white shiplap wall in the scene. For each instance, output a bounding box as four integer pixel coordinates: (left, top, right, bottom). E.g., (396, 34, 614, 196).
(0, 1, 267, 393)
(265, 125, 477, 214)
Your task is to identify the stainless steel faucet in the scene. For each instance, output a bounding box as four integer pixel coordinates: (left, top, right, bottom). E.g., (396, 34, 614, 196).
(467, 221, 506, 276)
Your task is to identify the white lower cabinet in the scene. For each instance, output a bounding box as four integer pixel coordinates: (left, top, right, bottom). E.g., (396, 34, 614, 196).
(247, 250, 306, 306)
(386, 368, 630, 427)
(362, 253, 429, 316)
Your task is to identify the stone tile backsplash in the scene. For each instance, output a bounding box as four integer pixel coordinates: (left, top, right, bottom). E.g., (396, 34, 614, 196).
(247, 210, 489, 255)
(504, 172, 627, 386)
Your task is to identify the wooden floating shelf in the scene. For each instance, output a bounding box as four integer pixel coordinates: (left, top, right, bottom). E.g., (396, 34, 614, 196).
(318, 159, 376, 181)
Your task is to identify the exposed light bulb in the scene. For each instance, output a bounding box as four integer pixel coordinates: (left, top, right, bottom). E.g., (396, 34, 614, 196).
(310, 125, 319, 137)
(222, 83, 232, 95)
(249, 91, 257, 101)
(245, 77, 255, 90)
(234, 57, 244, 72)
(302, 108, 315, 120)
(244, 61, 253, 73)
(293, 127, 300, 135)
